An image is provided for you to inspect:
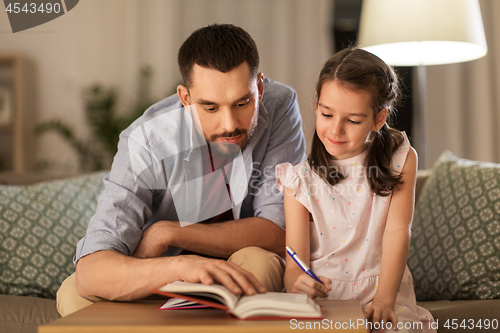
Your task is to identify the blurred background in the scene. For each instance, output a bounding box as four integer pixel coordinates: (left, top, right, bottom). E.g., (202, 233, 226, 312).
(0, 0, 499, 179)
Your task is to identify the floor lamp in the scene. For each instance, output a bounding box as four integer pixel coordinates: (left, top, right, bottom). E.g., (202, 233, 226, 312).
(357, 0, 487, 169)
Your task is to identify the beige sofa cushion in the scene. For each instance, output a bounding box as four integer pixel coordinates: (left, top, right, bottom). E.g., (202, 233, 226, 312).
(0, 295, 60, 333)
(415, 169, 432, 202)
(418, 299, 500, 332)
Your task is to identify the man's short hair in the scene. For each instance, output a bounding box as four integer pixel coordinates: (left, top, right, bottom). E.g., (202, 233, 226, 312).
(178, 24, 260, 88)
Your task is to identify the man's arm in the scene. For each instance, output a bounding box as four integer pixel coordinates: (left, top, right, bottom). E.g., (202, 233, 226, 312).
(76, 249, 266, 302)
(173, 217, 286, 257)
(132, 216, 285, 259)
(250, 82, 307, 234)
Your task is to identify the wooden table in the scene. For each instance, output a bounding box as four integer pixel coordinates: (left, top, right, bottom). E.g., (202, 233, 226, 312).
(39, 300, 369, 333)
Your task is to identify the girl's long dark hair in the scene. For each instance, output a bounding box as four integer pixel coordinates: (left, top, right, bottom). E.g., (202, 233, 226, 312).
(308, 48, 404, 196)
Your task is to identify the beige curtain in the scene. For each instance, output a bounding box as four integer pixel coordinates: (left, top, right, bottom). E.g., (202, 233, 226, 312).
(423, 0, 500, 168)
(128, 0, 334, 145)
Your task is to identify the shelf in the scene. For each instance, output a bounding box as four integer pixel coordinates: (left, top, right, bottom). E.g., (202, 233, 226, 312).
(0, 55, 34, 173)
(0, 124, 13, 133)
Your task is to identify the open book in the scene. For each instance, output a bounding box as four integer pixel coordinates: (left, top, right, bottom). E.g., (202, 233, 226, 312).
(153, 281, 323, 320)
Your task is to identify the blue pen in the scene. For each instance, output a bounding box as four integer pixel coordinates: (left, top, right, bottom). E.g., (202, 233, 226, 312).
(286, 246, 324, 285)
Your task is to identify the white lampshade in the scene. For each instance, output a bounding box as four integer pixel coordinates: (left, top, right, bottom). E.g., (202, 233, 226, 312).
(358, 0, 487, 66)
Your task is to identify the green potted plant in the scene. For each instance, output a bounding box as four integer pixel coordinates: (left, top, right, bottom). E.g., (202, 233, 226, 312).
(36, 66, 169, 172)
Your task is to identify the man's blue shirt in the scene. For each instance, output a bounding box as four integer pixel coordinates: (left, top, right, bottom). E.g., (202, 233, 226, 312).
(74, 78, 306, 263)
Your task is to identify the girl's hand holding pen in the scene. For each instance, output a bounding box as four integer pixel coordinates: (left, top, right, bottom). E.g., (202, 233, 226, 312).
(285, 246, 332, 299)
(291, 272, 332, 299)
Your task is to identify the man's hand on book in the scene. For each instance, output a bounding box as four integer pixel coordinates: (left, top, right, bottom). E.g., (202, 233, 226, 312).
(173, 255, 267, 296)
(132, 220, 179, 259)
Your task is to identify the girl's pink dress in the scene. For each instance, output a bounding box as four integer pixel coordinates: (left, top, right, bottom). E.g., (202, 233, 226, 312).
(276, 133, 436, 333)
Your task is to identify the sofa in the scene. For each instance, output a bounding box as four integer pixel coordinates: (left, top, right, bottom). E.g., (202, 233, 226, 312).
(409, 151, 500, 332)
(0, 170, 108, 333)
(0, 151, 499, 333)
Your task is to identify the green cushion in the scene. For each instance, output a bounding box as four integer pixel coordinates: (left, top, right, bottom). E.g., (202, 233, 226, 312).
(0, 171, 107, 299)
(408, 151, 500, 301)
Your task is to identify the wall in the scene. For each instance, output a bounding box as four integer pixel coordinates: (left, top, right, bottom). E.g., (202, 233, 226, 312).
(423, 0, 500, 168)
(0, 0, 334, 173)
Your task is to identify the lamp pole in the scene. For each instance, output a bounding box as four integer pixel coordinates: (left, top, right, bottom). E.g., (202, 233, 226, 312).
(413, 65, 426, 169)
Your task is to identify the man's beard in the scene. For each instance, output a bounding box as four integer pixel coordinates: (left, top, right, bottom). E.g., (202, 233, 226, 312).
(206, 118, 258, 157)
(207, 128, 249, 158)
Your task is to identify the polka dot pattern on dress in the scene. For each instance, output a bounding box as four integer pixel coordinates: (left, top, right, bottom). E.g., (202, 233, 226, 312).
(274, 133, 415, 316)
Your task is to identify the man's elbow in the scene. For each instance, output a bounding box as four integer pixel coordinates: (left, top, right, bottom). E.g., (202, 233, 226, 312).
(75, 259, 93, 299)
(75, 252, 108, 299)
(264, 222, 286, 256)
(272, 241, 286, 257)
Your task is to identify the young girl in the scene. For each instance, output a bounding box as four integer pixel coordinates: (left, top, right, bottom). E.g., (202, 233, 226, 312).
(276, 48, 436, 333)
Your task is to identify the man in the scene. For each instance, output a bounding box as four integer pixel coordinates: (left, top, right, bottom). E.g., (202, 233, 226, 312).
(56, 24, 306, 316)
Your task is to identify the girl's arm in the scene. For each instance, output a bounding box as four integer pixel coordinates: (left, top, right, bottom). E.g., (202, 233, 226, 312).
(364, 147, 418, 327)
(283, 186, 331, 298)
